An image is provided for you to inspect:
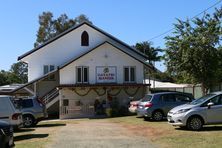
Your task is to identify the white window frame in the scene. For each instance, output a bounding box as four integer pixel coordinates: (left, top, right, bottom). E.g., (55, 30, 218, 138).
(43, 65, 55, 81)
(76, 66, 89, 84)
(123, 66, 136, 83)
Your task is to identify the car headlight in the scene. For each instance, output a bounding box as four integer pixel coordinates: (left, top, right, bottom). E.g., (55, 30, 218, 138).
(174, 108, 190, 114)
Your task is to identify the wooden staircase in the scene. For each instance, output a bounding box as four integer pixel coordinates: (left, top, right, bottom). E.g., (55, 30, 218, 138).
(41, 88, 59, 109)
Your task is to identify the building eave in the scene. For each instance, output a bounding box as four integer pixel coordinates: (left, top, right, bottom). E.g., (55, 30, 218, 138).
(58, 83, 150, 88)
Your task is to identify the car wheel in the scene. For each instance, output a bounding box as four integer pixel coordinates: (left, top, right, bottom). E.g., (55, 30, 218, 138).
(187, 116, 203, 131)
(152, 111, 163, 121)
(23, 115, 35, 128)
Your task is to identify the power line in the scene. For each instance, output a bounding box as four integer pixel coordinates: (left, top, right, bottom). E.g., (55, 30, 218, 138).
(147, 0, 222, 41)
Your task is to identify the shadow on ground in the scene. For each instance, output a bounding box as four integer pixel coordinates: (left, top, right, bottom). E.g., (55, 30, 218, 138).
(175, 125, 222, 132)
(89, 114, 137, 120)
(14, 128, 35, 133)
(14, 134, 49, 141)
(35, 123, 66, 128)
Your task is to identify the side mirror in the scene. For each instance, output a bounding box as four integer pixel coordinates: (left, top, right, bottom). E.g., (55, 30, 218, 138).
(207, 102, 214, 109)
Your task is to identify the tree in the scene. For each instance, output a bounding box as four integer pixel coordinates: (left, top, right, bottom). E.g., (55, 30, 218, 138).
(9, 62, 28, 83)
(0, 62, 28, 86)
(165, 7, 222, 94)
(0, 70, 8, 86)
(34, 12, 92, 47)
(134, 41, 162, 64)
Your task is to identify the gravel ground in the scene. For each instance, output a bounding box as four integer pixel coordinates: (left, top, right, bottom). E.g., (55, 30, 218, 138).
(49, 120, 155, 148)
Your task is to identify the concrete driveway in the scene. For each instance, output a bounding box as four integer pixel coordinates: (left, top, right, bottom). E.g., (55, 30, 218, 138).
(49, 120, 155, 148)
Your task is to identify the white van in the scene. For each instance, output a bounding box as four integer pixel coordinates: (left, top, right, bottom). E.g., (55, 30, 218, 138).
(0, 95, 23, 128)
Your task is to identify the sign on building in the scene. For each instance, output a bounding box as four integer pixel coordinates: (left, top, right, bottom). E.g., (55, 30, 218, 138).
(96, 66, 117, 83)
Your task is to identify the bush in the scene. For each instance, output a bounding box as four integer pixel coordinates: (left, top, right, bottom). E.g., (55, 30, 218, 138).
(106, 98, 129, 117)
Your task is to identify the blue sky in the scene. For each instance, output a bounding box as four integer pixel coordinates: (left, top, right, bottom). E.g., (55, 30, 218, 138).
(0, 0, 220, 71)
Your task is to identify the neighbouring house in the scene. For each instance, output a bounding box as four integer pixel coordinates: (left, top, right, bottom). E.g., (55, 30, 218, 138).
(2, 22, 153, 119)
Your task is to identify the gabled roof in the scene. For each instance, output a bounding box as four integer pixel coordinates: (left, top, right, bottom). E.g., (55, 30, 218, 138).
(18, 21, 148, 61)
(0, 69, 58, 95)
(59, 41, 153, 70)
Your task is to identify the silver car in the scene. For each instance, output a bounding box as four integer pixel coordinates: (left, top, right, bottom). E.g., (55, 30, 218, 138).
(168, 91, 222, 130)
(137, 92, 193, 121)
(16, 97, 48, 127)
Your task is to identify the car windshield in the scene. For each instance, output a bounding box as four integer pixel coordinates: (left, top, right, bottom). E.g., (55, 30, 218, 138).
(190, 94, 216, 105)
(141, 95, 152, 102)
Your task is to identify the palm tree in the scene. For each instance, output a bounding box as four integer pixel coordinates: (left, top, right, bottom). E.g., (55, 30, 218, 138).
(134, 41, 162, 65)
(134, 41, 163, 90)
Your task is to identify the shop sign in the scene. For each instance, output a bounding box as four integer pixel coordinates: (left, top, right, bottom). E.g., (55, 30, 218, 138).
(96, 66, 116, 83)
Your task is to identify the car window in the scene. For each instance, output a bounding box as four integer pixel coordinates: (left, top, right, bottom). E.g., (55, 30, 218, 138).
(175, 94, 191, 102)
(161, 94, 176, 102)
(21, 99, 34, 108)
(202, 95, 222, 107)
(190, 94, 215, 105)
(141, 95, 152, 102)
(11, 98, 21, 109)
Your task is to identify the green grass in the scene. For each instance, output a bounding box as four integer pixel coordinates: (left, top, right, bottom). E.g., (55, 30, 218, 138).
(14, 121, 67, 148)
(14, 116, 222, 148)
(106, 116, 222, 148)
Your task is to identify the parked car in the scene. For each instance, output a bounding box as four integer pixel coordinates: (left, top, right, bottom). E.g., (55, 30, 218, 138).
(128, 100, 141, 113)
(0, 95, 23, 129)
(0, 120, 14, 148)
(137, 92, 194, 121)
(168, 91, 222, 131)
(15, 97, 48, 127)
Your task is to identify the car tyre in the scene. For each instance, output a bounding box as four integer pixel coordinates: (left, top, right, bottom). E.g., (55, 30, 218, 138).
(152, 110, 163, 121)
(187, 116, 203, 131)
(23, 115, 36, 128)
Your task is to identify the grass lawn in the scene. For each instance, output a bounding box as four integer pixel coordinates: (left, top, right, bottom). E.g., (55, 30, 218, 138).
(14, 116, 222, 148)
(106, 116, 222, 148)
(14, 121, 68, 148)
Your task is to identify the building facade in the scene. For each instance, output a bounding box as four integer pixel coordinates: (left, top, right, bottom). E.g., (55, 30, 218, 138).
(15, 22, 152, 119)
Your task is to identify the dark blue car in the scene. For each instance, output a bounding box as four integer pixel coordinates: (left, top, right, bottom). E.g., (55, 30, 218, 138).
(0, 120, 14, 148)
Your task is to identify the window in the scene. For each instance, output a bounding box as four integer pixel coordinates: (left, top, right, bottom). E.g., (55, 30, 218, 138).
(43, 65, 55, 80)
(175, 95, 192, 102)
(76, 66, 89, 83)
(63, 100, 69, 106)
(202, 95, 222, 107)
(81, 31, 89, 46)
(161, 94, 176, 102)
(141, 95, 153, 102)
(124, 66, 136, 83)
(21, 99, 34, 108)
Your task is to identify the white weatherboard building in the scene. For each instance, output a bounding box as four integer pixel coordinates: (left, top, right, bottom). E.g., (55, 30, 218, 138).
(8, 22, 152, 119)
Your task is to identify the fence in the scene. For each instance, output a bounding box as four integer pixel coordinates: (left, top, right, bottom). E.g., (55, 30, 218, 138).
(210, 83, 222, 92)
(150, 84, 204, 99)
